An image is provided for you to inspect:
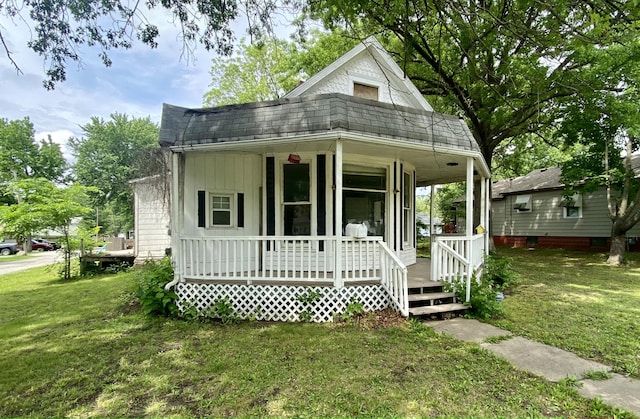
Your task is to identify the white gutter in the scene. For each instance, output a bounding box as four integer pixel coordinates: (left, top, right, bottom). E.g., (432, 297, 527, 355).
(168, 131, 491, 177)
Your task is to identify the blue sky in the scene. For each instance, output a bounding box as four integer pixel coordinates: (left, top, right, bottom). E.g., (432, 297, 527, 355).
(0, 9, 241, 161)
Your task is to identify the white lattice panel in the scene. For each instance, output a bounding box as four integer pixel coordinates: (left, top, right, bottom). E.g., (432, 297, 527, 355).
(175, 283, 391, 322)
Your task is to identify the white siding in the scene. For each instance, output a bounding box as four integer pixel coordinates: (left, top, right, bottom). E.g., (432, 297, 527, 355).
(304, 52, 413, 107)
(183, 152, 262, 237)
(134, 181, 171, 259)
(492, 189, 615, 237)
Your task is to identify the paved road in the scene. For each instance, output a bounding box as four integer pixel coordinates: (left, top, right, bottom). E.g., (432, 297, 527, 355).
(0, 251, 61, 276)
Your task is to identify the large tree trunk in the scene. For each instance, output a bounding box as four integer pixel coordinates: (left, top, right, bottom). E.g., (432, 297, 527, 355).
(607, 231, 626, 266)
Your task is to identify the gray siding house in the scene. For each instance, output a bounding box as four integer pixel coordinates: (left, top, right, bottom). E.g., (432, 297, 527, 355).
(492, 165, 640, 250)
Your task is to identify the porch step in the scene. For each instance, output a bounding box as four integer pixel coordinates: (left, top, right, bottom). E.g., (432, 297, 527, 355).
(409, 303, 468, 316)
(408, 292, 456, 303)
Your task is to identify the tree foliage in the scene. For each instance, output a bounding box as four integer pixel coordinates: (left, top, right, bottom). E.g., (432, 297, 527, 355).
(1, 0, 287, 89)
(307, 0, 640, 167)
(492, 133, 571, 180)
(203, 30, 359, 106)
(0, 178, 95, 278)
(69, 113, 159, 234)
(0, 117, 66, 184)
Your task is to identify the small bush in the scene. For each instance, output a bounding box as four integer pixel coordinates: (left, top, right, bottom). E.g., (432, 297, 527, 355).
(484, 253, 518, 290)
(134, 258, 178, 317)
(444, 272, 505, 320)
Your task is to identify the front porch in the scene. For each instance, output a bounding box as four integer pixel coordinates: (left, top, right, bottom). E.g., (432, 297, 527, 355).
(170, 234, 484, 321)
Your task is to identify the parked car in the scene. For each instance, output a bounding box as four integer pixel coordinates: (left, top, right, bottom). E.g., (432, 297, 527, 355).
(34, 239, 60, 250)
(31, 240, 54, 252)
(0, 242, 20, 256)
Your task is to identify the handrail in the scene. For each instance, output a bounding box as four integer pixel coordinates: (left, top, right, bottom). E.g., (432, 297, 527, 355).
(378, 241, 408, 317)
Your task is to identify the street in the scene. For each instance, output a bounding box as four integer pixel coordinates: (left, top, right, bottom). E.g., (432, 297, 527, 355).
(0, 251, 61, 276)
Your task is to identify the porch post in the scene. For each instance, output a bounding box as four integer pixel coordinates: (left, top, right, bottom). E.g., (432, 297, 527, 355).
(465, 157, 474, 302)
(429, 184, 435, 236)
(171, 151, 182, 283)
(335, 140, 343, 288)
(484, 177, 490, 254)
(480, 175, 487, 253)
(465, 157, 474, 236)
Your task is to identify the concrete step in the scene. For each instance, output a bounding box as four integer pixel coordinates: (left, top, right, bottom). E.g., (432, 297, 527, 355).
(408, 292, 456, 302)
(409, 303, 468, 316)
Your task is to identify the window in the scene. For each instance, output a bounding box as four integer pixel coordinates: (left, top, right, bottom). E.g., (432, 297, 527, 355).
(353, 82, 378, 100)
(561, 193, 582, 218)
(403, 172, 412, 244)
(211, 194, 232, 226)
(513, 194, 532, 212)
(283, 163, 311, 235)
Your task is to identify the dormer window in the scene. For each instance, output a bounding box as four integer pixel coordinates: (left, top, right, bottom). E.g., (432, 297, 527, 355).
(513, 194, 532, 212)
(353, 82, 378, 100)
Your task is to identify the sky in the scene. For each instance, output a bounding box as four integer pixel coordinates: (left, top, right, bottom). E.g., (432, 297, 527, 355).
(0, 8, 254, 161)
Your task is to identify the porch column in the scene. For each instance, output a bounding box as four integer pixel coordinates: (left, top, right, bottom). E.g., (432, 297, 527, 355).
(335, 140, 343, 288)
(429, 184, 435, 236)
(480, 175, 487, 255)
(484, 177, 491, 252)
(465, 157, 474, 236)
(171, 151, 182, 283)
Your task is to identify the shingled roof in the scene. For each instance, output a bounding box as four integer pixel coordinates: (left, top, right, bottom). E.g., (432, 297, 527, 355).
(159, 93, 480, 154)
(492, 155, 640, 199)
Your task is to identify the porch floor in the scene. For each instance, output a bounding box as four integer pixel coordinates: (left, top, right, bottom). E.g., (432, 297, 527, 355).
(407, 258, 433, 288)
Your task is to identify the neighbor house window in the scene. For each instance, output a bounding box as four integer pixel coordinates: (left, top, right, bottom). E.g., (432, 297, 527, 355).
(513, 194, 532, 212)
(561, 193, 582, 218)
(283, 163, 311, 235)
(353, 82, 378, 100)
(211, 194, 232, 226)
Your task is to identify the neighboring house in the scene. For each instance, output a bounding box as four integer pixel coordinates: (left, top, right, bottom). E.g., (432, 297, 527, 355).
(158, 37, 491, 321)
(416, 213, 443, 237)
(492, 165, 640, 250)
(131, 175, 171, 260)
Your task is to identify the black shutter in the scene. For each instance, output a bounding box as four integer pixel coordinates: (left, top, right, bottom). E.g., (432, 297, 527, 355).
(332, 155, 336, 236)
(317, 155, 326, 251)
(197, 190, 206, 228)
(237, 193, 244, 228)
(393, 162, 397, 250)
(266, 157, 275, 236)
(400, 163, 404, 250)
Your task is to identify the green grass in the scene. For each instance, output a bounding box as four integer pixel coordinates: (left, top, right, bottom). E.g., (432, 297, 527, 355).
(0, 254, 31, 263)
(0, 266, 636, 418)
(490, 248, 640, 378)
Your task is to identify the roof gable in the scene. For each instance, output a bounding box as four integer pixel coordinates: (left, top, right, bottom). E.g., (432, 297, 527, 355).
(284, 36, 433, 112)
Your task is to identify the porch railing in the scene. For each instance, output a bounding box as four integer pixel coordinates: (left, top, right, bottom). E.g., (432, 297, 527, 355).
(430, 234, 485, 302)
(178, 236, 387, 284)
(378, 242, 408, 316)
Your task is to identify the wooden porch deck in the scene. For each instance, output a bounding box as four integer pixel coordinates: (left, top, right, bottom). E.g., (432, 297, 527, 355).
(407, 258, 433, 288)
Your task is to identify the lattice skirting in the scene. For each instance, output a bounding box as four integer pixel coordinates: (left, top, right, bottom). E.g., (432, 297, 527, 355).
(174, 283, 392, 322)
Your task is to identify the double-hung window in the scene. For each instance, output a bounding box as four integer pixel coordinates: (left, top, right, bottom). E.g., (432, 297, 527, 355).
(211, 194, 232, 227)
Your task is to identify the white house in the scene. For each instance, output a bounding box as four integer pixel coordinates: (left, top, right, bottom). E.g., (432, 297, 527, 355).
(158, 37, 491, 321)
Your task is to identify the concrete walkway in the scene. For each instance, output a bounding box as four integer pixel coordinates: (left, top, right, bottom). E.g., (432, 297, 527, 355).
(426, 318, 640, 416)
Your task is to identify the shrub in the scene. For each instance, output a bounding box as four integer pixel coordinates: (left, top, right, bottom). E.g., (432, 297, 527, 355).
(484, 253, 518, 290)
(134, 258, 178, 317)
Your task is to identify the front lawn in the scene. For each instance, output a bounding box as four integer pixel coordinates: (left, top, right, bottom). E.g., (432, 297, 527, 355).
(0, 266, 634, 418)
(0, 254, 30, 263)
(491, 248, 640, 379)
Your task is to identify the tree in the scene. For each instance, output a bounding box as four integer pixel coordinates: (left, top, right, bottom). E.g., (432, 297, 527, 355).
(69, 113, 159, 235)
(0, 178, 95, 278)
(556, 88, 640, 265)
(492, 133, 570, 180)
(203, 30, 359, 106)
(0, 117, 66, 184)
(1, 0, 283, 89)
(307, 0, 640, 170)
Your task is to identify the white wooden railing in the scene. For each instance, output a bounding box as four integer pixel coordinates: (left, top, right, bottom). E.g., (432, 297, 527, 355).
(378, 242, 408, 316)
(430, 234, 485, 302)
(178, 236, 387, 285)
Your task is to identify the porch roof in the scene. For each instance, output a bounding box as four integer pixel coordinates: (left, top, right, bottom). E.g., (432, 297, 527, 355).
(160, 93, 481, 156)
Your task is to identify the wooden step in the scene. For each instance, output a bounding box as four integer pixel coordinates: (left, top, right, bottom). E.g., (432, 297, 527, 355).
(408, 280, 443, 289)
(408, 292, 456, 302)
(409, 303, 468, 316)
